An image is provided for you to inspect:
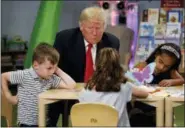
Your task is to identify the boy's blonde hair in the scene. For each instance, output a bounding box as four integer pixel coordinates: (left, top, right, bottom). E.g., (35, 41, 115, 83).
(32, 42, 59, 65)
(79, 6, 107, 28)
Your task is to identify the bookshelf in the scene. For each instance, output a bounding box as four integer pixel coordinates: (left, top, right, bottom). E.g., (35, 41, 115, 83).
(134, 7, 184, 74)
(1, 37, 27, 96)
(1, 50, 26, 73)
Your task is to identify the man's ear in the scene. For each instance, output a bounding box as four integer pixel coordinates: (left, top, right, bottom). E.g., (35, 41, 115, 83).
(79, 22, 83, 31)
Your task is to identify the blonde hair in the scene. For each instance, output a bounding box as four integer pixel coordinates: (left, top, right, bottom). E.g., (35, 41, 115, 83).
(79, 6, 107, 28)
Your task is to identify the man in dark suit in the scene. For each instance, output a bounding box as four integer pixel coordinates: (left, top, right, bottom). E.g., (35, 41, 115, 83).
(53, 28, 119, 82)
(47, 6, 120, 127)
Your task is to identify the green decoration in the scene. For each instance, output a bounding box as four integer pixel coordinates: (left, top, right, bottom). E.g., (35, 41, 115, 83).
(24, 1, 62, 68)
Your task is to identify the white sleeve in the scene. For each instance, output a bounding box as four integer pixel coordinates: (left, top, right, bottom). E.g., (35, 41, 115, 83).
(10, 70, 24, 85)
(124, 82, 133, 102)
(51, 74, 62, 88)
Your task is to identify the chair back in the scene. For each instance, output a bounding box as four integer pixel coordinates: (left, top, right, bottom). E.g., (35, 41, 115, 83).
(70, 103, 118, 126)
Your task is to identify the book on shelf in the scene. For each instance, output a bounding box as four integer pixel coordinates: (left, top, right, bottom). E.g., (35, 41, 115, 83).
(154, 39, 165, 48)
(170, 8, 184, 23)
(148, 8, 159, 24)
(1, 62, 13, 67)
(167, 10, 181, 23)
(154, 24, 166, 39)
(180, 32, 184, 49)
(15, 59, 24, 65)
(135, 37, 155, 63)
(182, 12, 185, 28)
(154, 39, 180, 49)
(159, 8, 167, 24)
(142, 9, 148, 22)
(138, 7, 184, 67)
(165, 38, 180, 45)
(159, 8, 184, 24)
(140, 22, 154, 37)
(134, 53, 148, 65)
(1, 56, 12, 63)
(166, 23, 181, 38)
(15, 54, 25, 60)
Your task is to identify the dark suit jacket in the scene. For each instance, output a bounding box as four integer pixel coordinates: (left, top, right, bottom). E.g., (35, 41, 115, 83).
(54, 27, 120, 82)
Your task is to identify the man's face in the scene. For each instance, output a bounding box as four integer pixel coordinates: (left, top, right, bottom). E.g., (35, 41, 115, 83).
(80, 19, 105, 44)
(33, 60, 57, 79)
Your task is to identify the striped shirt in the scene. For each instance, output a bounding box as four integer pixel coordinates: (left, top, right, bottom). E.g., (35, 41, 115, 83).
(10, 68, 61, 125)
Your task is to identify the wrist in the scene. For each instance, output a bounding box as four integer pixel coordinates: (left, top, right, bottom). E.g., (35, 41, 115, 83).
(4, 91, 12, 99)
(55, 68, 64, 76)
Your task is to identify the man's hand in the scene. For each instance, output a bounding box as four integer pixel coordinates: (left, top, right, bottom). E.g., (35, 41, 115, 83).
(159, 80, 172, 87)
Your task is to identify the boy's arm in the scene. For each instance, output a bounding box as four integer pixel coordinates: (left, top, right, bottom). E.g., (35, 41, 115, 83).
(55, 67, 76, 89)
(1, 72, 18, 105)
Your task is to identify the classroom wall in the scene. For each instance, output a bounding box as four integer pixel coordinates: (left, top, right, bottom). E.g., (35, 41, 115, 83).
(1, 1, 161, 43)
(1, 1, 41, 42)
(1, 1, 94, 42)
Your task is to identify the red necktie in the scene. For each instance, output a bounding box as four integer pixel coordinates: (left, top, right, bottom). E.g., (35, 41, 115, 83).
(84, 44, 94, 82)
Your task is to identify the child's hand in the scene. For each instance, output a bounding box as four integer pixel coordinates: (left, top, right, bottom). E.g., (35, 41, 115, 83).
(55, 67, 59, 73)
(55, 67, 62, 76)
(159, 80, 172, 87)
(7, 95, 18, 105)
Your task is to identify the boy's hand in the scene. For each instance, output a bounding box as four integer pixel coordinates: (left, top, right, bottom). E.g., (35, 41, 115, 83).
(7, 95, 18, 105)
(159, 80, 172, 87)
(55, 67, 62, 76)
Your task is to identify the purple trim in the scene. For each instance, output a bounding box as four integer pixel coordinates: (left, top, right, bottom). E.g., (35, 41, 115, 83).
(126, 2, 139, 68)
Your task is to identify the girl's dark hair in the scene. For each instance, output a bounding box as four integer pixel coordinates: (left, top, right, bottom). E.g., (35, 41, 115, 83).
(85, 48, 126, 92)
(146, 43, 181, 70)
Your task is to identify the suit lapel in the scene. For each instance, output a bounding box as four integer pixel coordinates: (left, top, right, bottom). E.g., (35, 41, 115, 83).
(76, 30, 86, 69)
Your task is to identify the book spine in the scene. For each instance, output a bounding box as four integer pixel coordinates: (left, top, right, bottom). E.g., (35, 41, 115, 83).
(142, 9, 148, 22)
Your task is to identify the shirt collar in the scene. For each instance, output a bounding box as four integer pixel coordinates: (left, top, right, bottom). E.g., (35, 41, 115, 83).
(84, 39, 96, 49)
(29, 67, 40, 79)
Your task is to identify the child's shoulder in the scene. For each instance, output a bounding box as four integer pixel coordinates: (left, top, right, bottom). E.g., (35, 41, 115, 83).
(120, 82, 133, 92)
(9, 68, 32, 76)
(13, 68, 30, 72)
